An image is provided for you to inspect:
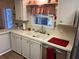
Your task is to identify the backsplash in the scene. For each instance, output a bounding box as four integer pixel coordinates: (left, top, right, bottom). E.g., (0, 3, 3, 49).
(14, 17, 76, 40)
(26, 18, 55, 35)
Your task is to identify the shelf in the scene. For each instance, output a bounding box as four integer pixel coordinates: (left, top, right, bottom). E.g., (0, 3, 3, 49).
(26, 2, 58, 6)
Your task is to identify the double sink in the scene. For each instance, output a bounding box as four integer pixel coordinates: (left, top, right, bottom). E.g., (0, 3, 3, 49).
(23, 31, 50, 40)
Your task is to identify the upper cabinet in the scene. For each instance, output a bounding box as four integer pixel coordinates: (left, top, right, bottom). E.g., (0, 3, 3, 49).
(15, 0, 27, 21)
(57, 0, 78, 27)
(14, 0, 58, 21)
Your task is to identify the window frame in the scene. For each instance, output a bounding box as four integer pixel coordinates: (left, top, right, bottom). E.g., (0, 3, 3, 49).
(31, 14, 54, 28)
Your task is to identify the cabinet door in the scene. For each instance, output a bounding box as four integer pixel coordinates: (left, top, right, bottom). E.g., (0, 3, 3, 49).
(15, 0, 27, 21)
(16, 35, 22, 54)
(11, 33, 17, 52)
(11, 33, 21, 54)
(22, 37, 30, 59)
(22, 0, 27, 21)
(0, 33, 10, 54)
(56, 49, 66, 59)
(57, 0, 78, 26)
(30, 40, 42, 59)
(15, 0, 22, 20)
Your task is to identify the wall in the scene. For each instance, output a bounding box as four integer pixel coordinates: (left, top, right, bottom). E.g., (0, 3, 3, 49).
(26, 0, 78, 34)
(0, 9, 3, 28)
(0, 0, 14, 29)
(56, 0, 78, 26)
(26, 5, 57, 34)
(26, 8, 55, 35)
(0, 0, 14, 8)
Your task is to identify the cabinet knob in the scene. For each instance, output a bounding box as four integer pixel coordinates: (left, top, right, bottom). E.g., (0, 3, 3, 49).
(56, 50, 63, 54)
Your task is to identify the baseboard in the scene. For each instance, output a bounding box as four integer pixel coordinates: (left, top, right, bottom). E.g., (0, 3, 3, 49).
(0, 49, 12, 56)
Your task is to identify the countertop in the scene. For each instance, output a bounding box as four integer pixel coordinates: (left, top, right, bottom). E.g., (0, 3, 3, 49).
(0, 29, 11, 35)
(0, 25, 76, 52)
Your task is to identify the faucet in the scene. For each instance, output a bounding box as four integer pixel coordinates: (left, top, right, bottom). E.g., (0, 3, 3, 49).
(33, 25, 46, 34)
(39, 25, 46, 34)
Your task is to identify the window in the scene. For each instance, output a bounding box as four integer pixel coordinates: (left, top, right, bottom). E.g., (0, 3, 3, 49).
(3, 8, 13, 29)
(32, 14, 54, 28)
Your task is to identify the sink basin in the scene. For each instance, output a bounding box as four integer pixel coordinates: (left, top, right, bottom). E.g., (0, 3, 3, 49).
(25, 31, 39, 36)
(35, 34, 49, 39)
(24, 31, 49, 39)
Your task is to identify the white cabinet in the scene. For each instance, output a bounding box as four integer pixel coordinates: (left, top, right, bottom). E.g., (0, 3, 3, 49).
(22, 37, 42, 59)
(56, 49, 66, 59)
(30, 40, 42, 59)
(0, 33, 10, 54)
(15, 0, 27, 21)
(11, 33, 42, 59)
(15, 0, 22, 20)
(22, 0, 28, 21)
(11, 33, 21, 54)
(57, 0, 78, 26)
(16, 34, 22, 54)
(22, 37, 30, 59)
(11, 33, 17, 52)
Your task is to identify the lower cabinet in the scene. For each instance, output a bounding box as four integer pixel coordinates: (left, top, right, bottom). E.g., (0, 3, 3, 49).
(30, 40, 42, 59)
(11, 33, 22, 54)
(56, 49, 66, 59)
(11, 33, 17, 52)
(22, 37, 30, 59)
(22, 37, 42, 59)
(11, 33, 42, 59)
(0, 33, 10, 54)
(16, 35, 22, 54)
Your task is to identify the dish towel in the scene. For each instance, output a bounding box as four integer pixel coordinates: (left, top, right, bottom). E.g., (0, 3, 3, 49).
(47, 48, 55, 59)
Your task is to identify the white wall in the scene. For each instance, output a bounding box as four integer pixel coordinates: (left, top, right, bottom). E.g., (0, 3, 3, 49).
(27, 0, 78, 33)
(56, 0, 78, 26)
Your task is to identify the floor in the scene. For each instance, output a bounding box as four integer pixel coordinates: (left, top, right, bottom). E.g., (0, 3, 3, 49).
(0, 51, 26, 59)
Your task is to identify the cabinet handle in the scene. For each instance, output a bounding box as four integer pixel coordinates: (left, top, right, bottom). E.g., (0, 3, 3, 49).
(42, 44, 49, 48)
(56, 50, 63, 54)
